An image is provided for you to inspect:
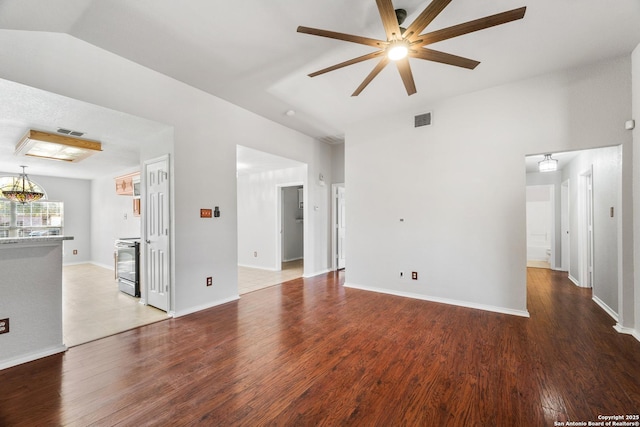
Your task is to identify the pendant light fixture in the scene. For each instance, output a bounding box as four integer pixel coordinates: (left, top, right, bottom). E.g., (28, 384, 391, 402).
(538, 154, 558, 173)
(0, 166, 46, 203)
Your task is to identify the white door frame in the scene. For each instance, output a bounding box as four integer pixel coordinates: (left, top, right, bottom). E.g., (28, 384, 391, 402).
(331, 183, 345, 270)
(560, 179, 570, 272)
(578, 166, 594, 288)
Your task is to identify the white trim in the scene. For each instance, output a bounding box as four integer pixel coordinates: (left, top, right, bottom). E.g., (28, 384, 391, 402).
(303, 268, 332, 278)
(344, 282, 530, 318)
(237, 263, 280, 271)
(592, 296, 618, 321)
(568, 274, 581, 287)
(613, 324, 640, 342)
(89, 260, 114, 270)
(172, 296, 239, 318)
(0, 344, 67, 371)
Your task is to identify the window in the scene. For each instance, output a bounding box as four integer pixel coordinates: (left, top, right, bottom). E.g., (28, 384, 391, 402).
(0, 200, 64, 238)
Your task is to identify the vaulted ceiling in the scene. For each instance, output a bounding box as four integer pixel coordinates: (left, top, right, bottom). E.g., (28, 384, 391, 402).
(0, 0, 639, 177)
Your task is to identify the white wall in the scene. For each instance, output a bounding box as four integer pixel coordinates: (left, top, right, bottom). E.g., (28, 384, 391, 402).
(345, 56, 633, 317)
(0, 172, 93, 264)
(91, 169, 142, 269)
(237, 166, 305, 270)
(0, 30, 334, 317)
(632, 43, 640, 339)
(562, 146, 621, 314)
(0, 241, 66, 369)
(331, 143, 345, 184)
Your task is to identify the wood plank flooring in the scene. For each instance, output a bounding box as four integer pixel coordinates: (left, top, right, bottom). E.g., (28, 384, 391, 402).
(1, 268, 639, 426)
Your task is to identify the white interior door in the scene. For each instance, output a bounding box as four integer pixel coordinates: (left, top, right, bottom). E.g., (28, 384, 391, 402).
(145, 155, 170, 311)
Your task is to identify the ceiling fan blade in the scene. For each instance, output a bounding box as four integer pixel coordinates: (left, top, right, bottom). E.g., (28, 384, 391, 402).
(308, 51, 385, 77)
(416, 7, 527, 46)
(352, 56, 390, 96)
(376, 0, 403, 41)
(411, 48, 480, 69)
(403, 0, 452, 41)
(396, 57, 417, 96)
(297, 26, 386, 48)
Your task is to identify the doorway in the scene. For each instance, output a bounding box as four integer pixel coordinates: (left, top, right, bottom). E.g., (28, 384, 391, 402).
(526, 185, 554, 269)
(560, 180, 570, 272)
(332, 183, 346, 270)
(578, 167, 594, 289)
(280, 185, 304, 267)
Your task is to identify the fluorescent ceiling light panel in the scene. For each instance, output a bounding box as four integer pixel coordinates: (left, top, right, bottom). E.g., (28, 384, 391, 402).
(15, 130, 102, 162)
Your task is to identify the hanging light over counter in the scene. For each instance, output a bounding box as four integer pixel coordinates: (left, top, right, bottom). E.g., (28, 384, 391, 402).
(0, 166, 46, 203)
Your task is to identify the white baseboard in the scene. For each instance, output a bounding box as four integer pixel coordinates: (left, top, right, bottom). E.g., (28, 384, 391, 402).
(592, 296, 618, 321)
(0, 344, 67, 371)
(344, 282, 530, 318)
(613, 324, 640, 342)
(303, 268, 332, 278)
(173, 295, 239, 318)
(568, 274, 581, 287)
(238, 263, 280, 271)
(283, 257, 303, 262)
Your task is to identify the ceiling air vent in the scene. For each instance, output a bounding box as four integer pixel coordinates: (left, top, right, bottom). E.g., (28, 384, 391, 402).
(57, 128, 85, 137)
(414, 112, 432, 128)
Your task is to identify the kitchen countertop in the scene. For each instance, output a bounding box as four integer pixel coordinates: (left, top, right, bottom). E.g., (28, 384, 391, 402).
(0, 236, 74, 245)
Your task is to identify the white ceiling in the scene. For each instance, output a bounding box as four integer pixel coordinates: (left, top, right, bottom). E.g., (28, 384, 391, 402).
(0, 0, 639, 179)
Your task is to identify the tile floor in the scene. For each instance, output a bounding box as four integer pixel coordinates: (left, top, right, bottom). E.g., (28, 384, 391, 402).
(63, 264, 168, 347)
(63, 260, 304, 347)
(238, 259, 304, 294)
(526, 260, 551, 269)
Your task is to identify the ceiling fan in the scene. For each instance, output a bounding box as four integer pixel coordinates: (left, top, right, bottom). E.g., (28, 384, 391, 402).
(297, 0, 526, 96)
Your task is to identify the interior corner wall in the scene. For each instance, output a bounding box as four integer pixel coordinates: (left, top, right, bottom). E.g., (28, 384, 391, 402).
(331, 143, 345, 184)
(344, 56, 632, 315)
(90, 170, 142, 270)
(0, 30, 332, 316)
(23, 173, 92, 265)
(562, 146, 621, 313)
(632, 42, 640, 338)
(237, 166, 305, 270)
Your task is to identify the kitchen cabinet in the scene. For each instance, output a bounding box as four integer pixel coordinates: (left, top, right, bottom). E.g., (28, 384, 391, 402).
(114, 172, 139, 196)
(115, 172, 141, 216)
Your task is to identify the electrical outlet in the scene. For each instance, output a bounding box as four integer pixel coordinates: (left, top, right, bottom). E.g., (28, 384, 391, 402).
(0, 318, 9, 334)
(400, 271, 404, 278)
(206, 277, 212, 287)
(411, 272, 418, 280)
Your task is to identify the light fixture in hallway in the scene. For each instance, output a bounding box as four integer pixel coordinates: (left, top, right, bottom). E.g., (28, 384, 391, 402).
(538, 154, 558, 172)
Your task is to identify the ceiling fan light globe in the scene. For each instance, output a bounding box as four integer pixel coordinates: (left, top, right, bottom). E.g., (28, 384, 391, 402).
(388, 44, 408, 61)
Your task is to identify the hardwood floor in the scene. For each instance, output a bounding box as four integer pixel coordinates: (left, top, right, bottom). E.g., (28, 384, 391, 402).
(1, 268, 639, 425)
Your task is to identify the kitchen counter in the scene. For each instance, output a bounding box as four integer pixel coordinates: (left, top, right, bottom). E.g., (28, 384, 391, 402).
(0, 235, 74, 245)
(0, 235, 73, 370)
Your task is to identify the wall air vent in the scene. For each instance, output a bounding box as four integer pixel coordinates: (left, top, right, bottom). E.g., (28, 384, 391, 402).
(414, 112, 432, 128)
